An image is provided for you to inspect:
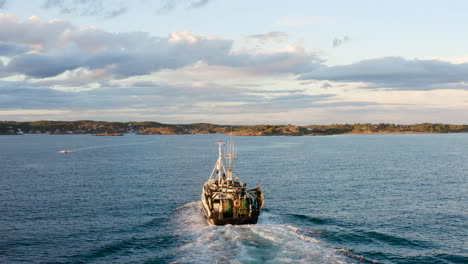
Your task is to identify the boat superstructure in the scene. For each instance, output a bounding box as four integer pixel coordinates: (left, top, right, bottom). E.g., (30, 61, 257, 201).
(201, 138, 264, 225)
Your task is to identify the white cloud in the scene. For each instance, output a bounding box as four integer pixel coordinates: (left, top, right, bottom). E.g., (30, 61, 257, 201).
(169, 31, 200, 44)
(431, 56, 468, 64)
(0, 15, 323, 79)
(0, 12, 467, 124)
(0, 13, 73, 51)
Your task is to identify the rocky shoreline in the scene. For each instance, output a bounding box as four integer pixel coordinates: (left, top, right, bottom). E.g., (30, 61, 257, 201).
(2, 121, 467, 136)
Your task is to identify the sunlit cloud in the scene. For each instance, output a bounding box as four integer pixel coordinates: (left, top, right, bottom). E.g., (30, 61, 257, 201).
(0, 9, 467, 124)
(0, 15, 323, 80)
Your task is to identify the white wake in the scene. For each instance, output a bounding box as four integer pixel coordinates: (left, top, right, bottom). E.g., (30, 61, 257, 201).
(171, 202, 362, 264)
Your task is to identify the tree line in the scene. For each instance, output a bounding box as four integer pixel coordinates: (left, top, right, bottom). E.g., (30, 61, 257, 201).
(1, 121, 467, 135)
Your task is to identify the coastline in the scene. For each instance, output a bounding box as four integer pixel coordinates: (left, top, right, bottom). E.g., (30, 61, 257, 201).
(2, 131, 466, 137)
(1, 121, 467, 136)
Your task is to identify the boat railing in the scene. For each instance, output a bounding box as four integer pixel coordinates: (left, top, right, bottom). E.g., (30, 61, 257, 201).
(207, 189, 262, 211)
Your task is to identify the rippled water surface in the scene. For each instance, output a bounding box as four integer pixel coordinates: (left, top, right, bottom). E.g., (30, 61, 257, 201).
(1, 133, 467, 263)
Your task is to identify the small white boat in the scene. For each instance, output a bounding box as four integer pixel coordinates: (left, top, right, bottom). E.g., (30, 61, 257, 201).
(59, 149, 69, 154)
(201, 138, 264, 225)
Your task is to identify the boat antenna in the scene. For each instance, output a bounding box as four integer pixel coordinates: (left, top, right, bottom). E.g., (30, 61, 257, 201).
(224, 130, 237, 180)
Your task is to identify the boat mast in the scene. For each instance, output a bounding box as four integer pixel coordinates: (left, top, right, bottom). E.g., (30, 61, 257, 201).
(224, 135, 237, 181)
(216, 139, 224, 181)
(209, 139, 226, 182)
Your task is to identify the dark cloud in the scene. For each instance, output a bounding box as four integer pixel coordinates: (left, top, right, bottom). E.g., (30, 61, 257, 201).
(0, 81, 207, 109)
(0, 83, 154, 110)
(0, 42, 29, 56)
(300, 57, 468, 90)
(0, 62, 6, 78)
(321, 82, 332, 89)
(0, 83, 73, 109)
(0, 79, 335, 115)
(332, 36, 350, 48)
(6, 52, 84, 78)
(42, 0, 128, 18)
(0, 0, 7, 9)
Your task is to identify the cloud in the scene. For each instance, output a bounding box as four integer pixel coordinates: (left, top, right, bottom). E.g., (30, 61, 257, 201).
(300, 57, 468, 90)
(42, 0, 128, 18)
(245, 31, 288, 44)
(5, 45, 87, 78)
(0, 42, 29, 56)
(0, 0, 7, 9)
(0, 15, 323, 79)
(30, 67, 110, 89)
(157, 0, 212, 14)
(189, 0, 211, 8)
(107, 7, 127, 18)
(0, 82, 72, 109)
(0, 14, 74, 50)
(332, 36, 350, 48)
(2, 77, 466, 124)
(321, 82, 333, 89)
(253, 93, 334, 112)
(0, 76, 337, 117)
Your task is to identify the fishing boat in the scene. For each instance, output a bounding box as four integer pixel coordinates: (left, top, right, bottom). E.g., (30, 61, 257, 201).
(59, 149, 69, 153)
(201, 138, 264, 225)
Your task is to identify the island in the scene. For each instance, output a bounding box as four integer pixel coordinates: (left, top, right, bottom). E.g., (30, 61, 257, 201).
(1, 121, 467, 136)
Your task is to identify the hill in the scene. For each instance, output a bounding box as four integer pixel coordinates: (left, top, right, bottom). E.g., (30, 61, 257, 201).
(1, 121, 467, 136)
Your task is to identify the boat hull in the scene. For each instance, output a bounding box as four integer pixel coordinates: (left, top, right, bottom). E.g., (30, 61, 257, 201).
(207, 212, 260, 225)
(201, 186, 262, 226)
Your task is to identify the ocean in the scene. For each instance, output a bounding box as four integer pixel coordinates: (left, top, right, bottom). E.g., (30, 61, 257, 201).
(0, 133, 467, 263)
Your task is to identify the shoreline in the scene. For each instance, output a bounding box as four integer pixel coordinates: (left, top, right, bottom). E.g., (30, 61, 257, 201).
(2, 121, 467, 136)
(2, 131, 467, 136)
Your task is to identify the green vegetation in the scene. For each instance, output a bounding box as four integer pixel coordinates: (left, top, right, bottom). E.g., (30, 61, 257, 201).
(305, 123, 468, 134)
(1, 121, 467, 135)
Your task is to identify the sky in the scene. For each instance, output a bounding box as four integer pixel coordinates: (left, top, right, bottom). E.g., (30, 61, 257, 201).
(0, 0, 467, 125)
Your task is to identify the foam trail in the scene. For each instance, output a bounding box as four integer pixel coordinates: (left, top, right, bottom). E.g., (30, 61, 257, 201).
(64, 140, 161, 153)
(171, 202, 366, 264)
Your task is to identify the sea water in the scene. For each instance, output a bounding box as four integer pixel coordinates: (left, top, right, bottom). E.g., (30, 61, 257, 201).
(0, 133, 467, 263)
